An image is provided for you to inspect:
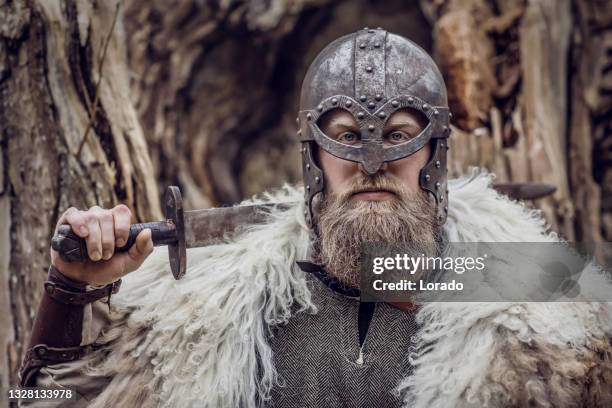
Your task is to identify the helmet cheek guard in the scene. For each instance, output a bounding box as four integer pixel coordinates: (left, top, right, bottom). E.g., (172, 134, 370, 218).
(297, 28, 451, 229)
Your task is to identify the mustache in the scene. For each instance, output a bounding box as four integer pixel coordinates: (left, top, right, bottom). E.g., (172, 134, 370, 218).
(335, 174, 407, 202)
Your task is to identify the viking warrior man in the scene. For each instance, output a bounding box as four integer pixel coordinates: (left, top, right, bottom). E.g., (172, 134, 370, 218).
(19, 29, 612, 407)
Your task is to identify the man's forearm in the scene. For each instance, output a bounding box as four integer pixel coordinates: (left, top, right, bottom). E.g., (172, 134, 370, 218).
(19, 265, 120, 387)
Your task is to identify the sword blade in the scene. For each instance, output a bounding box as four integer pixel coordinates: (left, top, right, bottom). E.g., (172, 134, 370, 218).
(181, 182, 556, 249)
(183, 203, 288, 248)
(493, 182, 556, 200)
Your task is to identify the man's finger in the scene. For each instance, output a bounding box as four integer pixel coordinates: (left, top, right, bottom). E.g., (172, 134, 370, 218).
(125, 229, 154, 272)
(112, 204, 132, 247)
(96, 209, 115, 260)
(84, 213, 103, 261)
(56, 207, 89, 238)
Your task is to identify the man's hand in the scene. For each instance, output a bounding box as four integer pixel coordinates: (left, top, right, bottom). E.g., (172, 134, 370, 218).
(50, 205, 154, 286)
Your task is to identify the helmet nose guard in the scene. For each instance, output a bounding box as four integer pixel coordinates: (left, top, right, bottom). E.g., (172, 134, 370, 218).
(297, 28, 451, 229)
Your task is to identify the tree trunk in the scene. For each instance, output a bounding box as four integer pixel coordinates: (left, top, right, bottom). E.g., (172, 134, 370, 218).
(0, 0, 161, 388)
(122, 0, 433, 208)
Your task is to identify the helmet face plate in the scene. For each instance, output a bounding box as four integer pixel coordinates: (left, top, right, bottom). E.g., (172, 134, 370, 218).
(297, 28, 451, 228)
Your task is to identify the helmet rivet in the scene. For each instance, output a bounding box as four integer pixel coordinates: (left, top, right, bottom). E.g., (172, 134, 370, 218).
(449, 112, 453, 119)
(296, 117, 299, 124)
(433, 109, 439, 116)
(366, 66, 373, 73)
(357, 112, 365, 119)
(440, 195, 444, 202)
(391, 100, 399, 108)
(331, 98, 338, 105)
(306, 163, 310, 170)
(435, 160, 441, 168)
(422, 103, 430, 111)
(345, 100, 353, 107)
(359, 95, 367, 102)
(306, 185, 310, 191)
(317, 104, 323, 112)
(359, 43, 366, 49)
(374, 42, 381, 48)
(440, 142, 445, 148)
(425, 174, 431, 181)
(407, 97, 414, 104)
(367, 102, 375, 109)
(368, 124, 375, 132)
(375, 94, 382, 101)
(315, 176, 321, 183)
(378, 112, 386, 119)
(435, 182, 441, 189)
(306, 113, 312, 120)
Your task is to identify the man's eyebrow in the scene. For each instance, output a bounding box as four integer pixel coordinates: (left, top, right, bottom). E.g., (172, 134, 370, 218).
(322, 119, 359, 133)
(383, 119, 424, 132)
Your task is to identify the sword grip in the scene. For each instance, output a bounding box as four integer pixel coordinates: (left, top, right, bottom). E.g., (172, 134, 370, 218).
(52, 221, 178, 263)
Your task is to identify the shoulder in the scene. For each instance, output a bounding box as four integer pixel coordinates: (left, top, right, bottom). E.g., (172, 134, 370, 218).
(84, 185, 316, 406)
(403, 169, 612, 407)
(115, 184, 313, 318)
(446, 169, 552, 242)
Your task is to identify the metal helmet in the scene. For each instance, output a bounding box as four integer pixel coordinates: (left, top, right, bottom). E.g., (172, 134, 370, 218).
(297, 28, 451, 228)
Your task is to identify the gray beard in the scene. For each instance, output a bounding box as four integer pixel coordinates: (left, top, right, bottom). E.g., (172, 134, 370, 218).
(314, 175, 440, 288)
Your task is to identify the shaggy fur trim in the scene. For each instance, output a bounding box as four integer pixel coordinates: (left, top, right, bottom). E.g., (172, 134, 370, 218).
(397, 169, 612, 408)
(81, 185, 314, 408)
(73, 170, 611, 408)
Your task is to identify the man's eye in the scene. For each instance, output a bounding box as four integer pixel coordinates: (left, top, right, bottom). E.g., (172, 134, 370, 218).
(338, 132, 360, 144)
(387, 131, 411, 143)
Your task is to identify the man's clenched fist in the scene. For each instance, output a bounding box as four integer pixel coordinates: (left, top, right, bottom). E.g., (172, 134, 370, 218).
(50, 204, 154, 286)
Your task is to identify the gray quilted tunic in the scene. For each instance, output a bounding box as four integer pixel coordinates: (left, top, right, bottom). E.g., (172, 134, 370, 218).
(269, 273, 420, 407)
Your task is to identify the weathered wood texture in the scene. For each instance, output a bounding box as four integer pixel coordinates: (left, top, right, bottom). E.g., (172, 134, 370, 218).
(122, 0, 432, 208)
(423, 0, 576, 235)
(0, 0, 160, 387)
(570, 0, 612, 245)
(423, 0, 611, 244)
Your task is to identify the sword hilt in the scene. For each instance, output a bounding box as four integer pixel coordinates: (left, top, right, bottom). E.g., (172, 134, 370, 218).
(52, 221, 177, 261)
(51, 186, 187, 280)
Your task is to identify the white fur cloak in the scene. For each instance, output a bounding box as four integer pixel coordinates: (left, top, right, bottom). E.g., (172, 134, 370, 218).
(75, 170, 612, 408)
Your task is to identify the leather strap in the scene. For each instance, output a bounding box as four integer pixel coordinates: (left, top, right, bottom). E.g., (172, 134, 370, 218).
(45, 264, 121, 306)
(44, 280, 121, 305)
(20, 344, 99, 387)
(19, 265, 121, 387)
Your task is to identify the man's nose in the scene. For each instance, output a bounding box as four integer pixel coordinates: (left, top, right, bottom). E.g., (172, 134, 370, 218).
(358, 161, 388, 175)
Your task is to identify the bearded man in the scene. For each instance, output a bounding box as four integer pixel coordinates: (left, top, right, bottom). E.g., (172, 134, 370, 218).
(19, 29, 612, 407)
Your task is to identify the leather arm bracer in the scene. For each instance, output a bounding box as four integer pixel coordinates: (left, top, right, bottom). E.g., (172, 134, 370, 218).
(19, 265, 121, 387)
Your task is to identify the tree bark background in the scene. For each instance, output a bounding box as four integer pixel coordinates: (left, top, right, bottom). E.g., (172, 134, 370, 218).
(0, 0, 160, 390)
(1, 0, 611, 391)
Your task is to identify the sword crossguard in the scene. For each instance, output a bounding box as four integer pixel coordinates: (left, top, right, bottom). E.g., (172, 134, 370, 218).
(165, 186, 186, 280)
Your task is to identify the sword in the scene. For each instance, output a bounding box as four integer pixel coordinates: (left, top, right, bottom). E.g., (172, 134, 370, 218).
(52, 186, 285, 280)
(493, 182, 556, 201)
(53, 182, 556, 280)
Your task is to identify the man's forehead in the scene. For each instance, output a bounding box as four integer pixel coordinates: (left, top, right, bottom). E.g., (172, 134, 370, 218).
(321, 108, 425, 127)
